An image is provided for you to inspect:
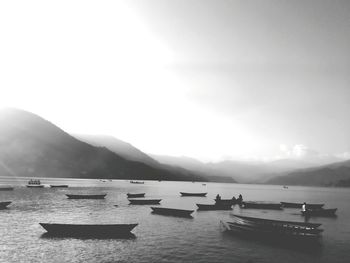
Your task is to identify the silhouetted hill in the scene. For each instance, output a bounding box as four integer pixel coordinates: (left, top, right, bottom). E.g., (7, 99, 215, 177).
(76, 135, 235, 183)
(0, 108, 205, 181)
(266, 159, 350, 186)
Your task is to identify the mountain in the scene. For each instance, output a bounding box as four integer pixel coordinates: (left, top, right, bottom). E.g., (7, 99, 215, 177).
(76, 135, 235, 183)
(0, 108, 205, 181)
(75, 134, 159, 167)
(266, 159, 350, 186)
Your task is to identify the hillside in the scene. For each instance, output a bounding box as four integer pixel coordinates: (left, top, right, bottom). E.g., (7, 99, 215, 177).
(0, 108, 205, 181)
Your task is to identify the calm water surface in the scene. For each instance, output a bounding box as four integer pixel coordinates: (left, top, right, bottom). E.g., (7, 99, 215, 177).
(0, 177, 349, 263)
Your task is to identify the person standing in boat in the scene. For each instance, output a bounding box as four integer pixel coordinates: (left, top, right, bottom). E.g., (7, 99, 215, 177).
(302, 202, 307, 212)
(237, 194, 243, 204)
(215, 194, 221, 202)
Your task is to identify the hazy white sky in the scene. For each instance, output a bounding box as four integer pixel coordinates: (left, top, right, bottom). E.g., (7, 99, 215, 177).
(1, 0, 349, 162)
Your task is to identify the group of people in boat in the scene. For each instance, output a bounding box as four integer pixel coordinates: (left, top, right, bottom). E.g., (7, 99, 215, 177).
(28, 179, 41, 185)
(215, 193, 243, 204)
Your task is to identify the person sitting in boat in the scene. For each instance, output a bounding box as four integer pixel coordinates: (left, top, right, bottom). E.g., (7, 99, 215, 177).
(302, 202, 307, 212)
(215, 194, 221, 202)
(237, 194, 243, 204)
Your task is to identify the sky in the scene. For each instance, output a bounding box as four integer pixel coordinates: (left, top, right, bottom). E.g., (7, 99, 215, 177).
(0, 0, 350, 162)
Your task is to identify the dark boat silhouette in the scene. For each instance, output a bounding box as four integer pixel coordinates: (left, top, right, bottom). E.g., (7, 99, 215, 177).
(241, 201, 282, 210)
(302, 208, 337, 217)
(128, 199, 161, 205)
(0, 201, 11, 209)
(215, 199, 237, 205)
(50, 185, 69, 188)
(127, 193, 145, 198)
(151, 207, 194, 217)
(39, 223, 138, 237)
(281, 202, 324, 209)
(66, 194, 106, 199)
(0, 187, 14, 191)
(130, 181, 144, 184)
(26, 179, 44, 188)
(196, 203, 232, 210)
(180, 192, 207, 197)
(222, 214, 323, 243)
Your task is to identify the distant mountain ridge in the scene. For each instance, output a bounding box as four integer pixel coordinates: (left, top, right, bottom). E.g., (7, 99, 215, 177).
(0, 108, 204, 181)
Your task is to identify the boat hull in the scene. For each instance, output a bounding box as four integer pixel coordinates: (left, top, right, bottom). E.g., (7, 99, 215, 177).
(66, 194, 106, 199)
(129, 199, 161, 205)
(180, 192, 207, 197)
(215, 199, 238, 205)
(302, 208, 337, 217)
(50, 185, 69, 188)
(281, 202, 324, 209)
(26, 185, 44, 188)
(242, 202, 282, 210)
(151, 207, 194, 217)
(0, 187, 14, 191)
(127, 193, 145, 198)
(197, 203, 232, 210)
(39, 223, 138, 237)
(0, 201, 11, 209)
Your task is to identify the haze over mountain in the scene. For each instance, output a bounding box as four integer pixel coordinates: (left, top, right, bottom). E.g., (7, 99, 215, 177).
(0, 108, 206, 182)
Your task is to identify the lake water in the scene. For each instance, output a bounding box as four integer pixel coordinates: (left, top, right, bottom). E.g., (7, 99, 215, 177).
(0, 177, 349, 263)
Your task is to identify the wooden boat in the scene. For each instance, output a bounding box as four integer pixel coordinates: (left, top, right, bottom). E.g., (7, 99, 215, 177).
(215, 199, 237, 205)
(130, 181, 144, 184)
(26, 179, 44, 188)
(50, 185, 69, 188)
(0, 187, 14, 191)
(180, 192, 207, 197)
(39, 223, 138, 237)
(196, 203, 232, 210)
(151, 207, 194, 217)
(129, 199, 162, 205)
(241, 201, 282, 210)
(127, 193, 145, 198)
(302, 208, 337, 217)
(281, 202, 324, 209)
(66, 194, 106, 199)
(222, 215, 323, 243)
(0, 201, 11, 209)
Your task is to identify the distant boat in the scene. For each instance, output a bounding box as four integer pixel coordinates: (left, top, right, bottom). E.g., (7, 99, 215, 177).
(127, 193, 145, 198)
(180, 192, 207, 197)
(281, 202, 324, 209)
(130, 181, 144, 184)
(0, 187, 14, 191)
(66, 194, 106, 199)
(196, 203, 232, 211)
(0, 201, 11, 209)
(151, 207, 194, 217)
(50, 185, 69, 188)
(302, 208, 337, 217)
(39, 223, 138, 237)
(241, 202, 282, 210)
(128, 199, 162, 205)
(26, 179, 44, 188)
(283, 185, 288, 189)
(222, 215, 323, 243)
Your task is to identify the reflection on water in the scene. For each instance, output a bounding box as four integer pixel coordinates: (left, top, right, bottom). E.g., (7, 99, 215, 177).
(0, 177, 350, 263)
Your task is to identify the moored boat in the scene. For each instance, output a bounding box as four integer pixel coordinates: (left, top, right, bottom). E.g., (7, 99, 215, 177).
(281, 202, 324, 209)
(127, 193, 145, 198)
(222, 215, 323, 243)
(196, 203, 232, 211)
(180, 192, 207, 197)
(130, 181, 144, 184)
(66, 194, 106, 199)
(129, 199, 162, 205)
(302, 208, 337, 217)
(241, 201, 282, 210)
(0, 201, 12, 209)
(39, 223, 138, 237)
(215, 199, 237, 205)
(0, 187, 14, 191)
(151, 207, 194, 217)
(26, 179, 44, 188)
(50, 185, 69, 188)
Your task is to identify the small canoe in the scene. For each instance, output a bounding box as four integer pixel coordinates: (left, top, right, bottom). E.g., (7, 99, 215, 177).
(129, 199, 162, 205)
(281, 202, 324, 209)
(39, 223, 138, 237)
(302, 208, 337, 217)
(196, 203, 232, 211)
(127, 193, 145, 198)
(180, 192, 207, 197)
(151, 207, 194, 217)
(241, 202, 282, 210)
(50, 185, 69, 188)
(130, 181, 144, 184)
(215, 199, 237, 205)
(0, 186, 14, 191)
(0, 201, 11, 209)
(66, 194, 106, 199)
